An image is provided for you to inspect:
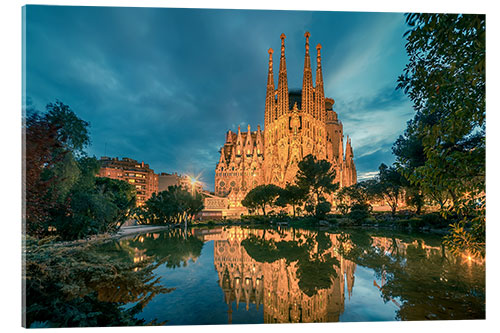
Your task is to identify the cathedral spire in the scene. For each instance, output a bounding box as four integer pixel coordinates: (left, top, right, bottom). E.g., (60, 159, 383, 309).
(301, 31, 314, 116)
(218, 148, 226, 164)
(236, 125, 243, 156)
(315, 43, 326, 121)
(277, 33, 289, 118)
(265, 48, 275, 126)
(245, 124, 253, 155)
(256, 124, 263, 155)
(226, 130, 232, 144)
(345, 135, 352, 160)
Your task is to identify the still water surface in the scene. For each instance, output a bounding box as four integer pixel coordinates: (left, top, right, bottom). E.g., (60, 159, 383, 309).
(98, 226, 485, 324)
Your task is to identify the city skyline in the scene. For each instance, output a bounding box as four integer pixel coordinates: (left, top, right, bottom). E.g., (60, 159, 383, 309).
(25, 6, 414, 190)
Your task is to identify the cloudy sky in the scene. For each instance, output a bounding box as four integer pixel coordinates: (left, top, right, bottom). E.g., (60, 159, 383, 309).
(24, 5, 415, 190)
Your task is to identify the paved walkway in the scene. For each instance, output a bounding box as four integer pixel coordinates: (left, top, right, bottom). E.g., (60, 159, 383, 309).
(114, 225, 171, 238)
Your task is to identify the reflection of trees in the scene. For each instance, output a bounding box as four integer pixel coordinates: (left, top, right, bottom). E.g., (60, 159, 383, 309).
(125, 230, 204, 268)
(336, 231, 485, 320)
(24, 237, 172, 328)
(99, 229, 205, 269)
(241, 231, 339, 297)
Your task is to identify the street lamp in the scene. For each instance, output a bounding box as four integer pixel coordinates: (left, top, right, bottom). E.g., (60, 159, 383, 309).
(189, 176, 197, 196)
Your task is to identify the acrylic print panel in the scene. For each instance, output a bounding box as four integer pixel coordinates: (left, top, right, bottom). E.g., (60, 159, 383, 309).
(22, 4, 485, 328)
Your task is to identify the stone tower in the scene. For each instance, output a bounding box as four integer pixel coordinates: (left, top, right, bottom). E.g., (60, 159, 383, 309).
(215, 32, 357, 203)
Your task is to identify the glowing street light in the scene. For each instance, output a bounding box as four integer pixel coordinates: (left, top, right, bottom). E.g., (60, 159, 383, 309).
(189, 176, 199, 196)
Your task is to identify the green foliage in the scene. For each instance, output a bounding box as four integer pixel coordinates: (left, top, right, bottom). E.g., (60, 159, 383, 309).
(315, 199, 332, 220)
(420, 212, 447, 228)
(24, 104, 84, 237)
(24, 236, 171, 327)
(336, 181, 374, 223)
(134, 186, 204, 225)
(45, 100, 91, 156)
(336, 202, 349, 215)
(295, 154, 339, 218)
(396, 13, 485, 256)
(48, 157, 136, 240)
(347, 203, 373, 225)
(25, 101, 135, 240)
(241, 184, 281, 216)
(369, 163, 407, 216)
(240, 215, 271, 224)
(275, 184, 308, 216)
(404, 185, 425, 215)
(337, 181, 374, 207)
(443, 193, 485, 258)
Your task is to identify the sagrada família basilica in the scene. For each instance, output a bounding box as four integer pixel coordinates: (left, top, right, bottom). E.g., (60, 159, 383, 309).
(214, 32, 357, 207)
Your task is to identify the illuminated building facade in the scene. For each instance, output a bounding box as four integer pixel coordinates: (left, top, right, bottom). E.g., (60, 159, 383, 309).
(214, 32, 357, 206)
(98, 156, 159, 206)
(159, 172, 203, 193)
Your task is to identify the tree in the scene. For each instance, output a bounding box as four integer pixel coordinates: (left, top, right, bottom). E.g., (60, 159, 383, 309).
(185, 192, 205, 221)
(404, 186, 425, 215)
(275, 184, 308, 216)
(49, 157, 136, 240)
(370, 163, 406, 216)
(135, 186, 204, 225)
(397, 13, 485, 256)
(24, 101, 91, 238)
(295, 154, 339, 218)
(24, 101, 136, 240)
(336, 181, 374, 224)
(393, 123, 427, 214)
(45, 100, 90, 155)
(241, 184, 281, 216)
(24, 112, 66, 237)
(337, 181, 374, 208)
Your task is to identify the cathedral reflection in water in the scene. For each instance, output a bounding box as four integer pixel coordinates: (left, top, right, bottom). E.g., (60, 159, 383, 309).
(196, 227, 356, 324)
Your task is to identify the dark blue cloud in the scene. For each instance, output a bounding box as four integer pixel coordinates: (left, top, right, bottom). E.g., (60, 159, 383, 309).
(25, 6, 413, 190)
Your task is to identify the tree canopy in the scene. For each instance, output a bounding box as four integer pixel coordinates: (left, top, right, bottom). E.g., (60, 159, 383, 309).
(295, 154, 339, 218)
(396, 13, 485, 256)
(241, 184, 281, 216)
(135, 185, 204, 225)
(24, 101, 136, 240)
(370, 163, 407, 216)
(275, 184, 308, 216)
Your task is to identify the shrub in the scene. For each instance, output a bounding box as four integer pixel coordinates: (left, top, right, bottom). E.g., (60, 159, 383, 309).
(348, 203, 372, 225)
(241, 215, 271, 224)
(24, 236, 171, 327)
(421, 212, 448, 228)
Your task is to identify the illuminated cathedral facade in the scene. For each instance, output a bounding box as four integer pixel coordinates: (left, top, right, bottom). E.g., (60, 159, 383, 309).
(214, 32, 357, 203)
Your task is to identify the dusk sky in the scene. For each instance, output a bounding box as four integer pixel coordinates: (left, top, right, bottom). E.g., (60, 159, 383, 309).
(24, 5, 415, 191)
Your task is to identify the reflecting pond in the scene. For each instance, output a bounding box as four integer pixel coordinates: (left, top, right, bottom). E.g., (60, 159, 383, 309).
(96, 226, 485, 324)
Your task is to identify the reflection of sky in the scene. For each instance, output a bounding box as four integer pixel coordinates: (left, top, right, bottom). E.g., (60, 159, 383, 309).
(339, 266, 400, 322)
(138, 241, 263, 325)
(25, 6, 414, 190)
